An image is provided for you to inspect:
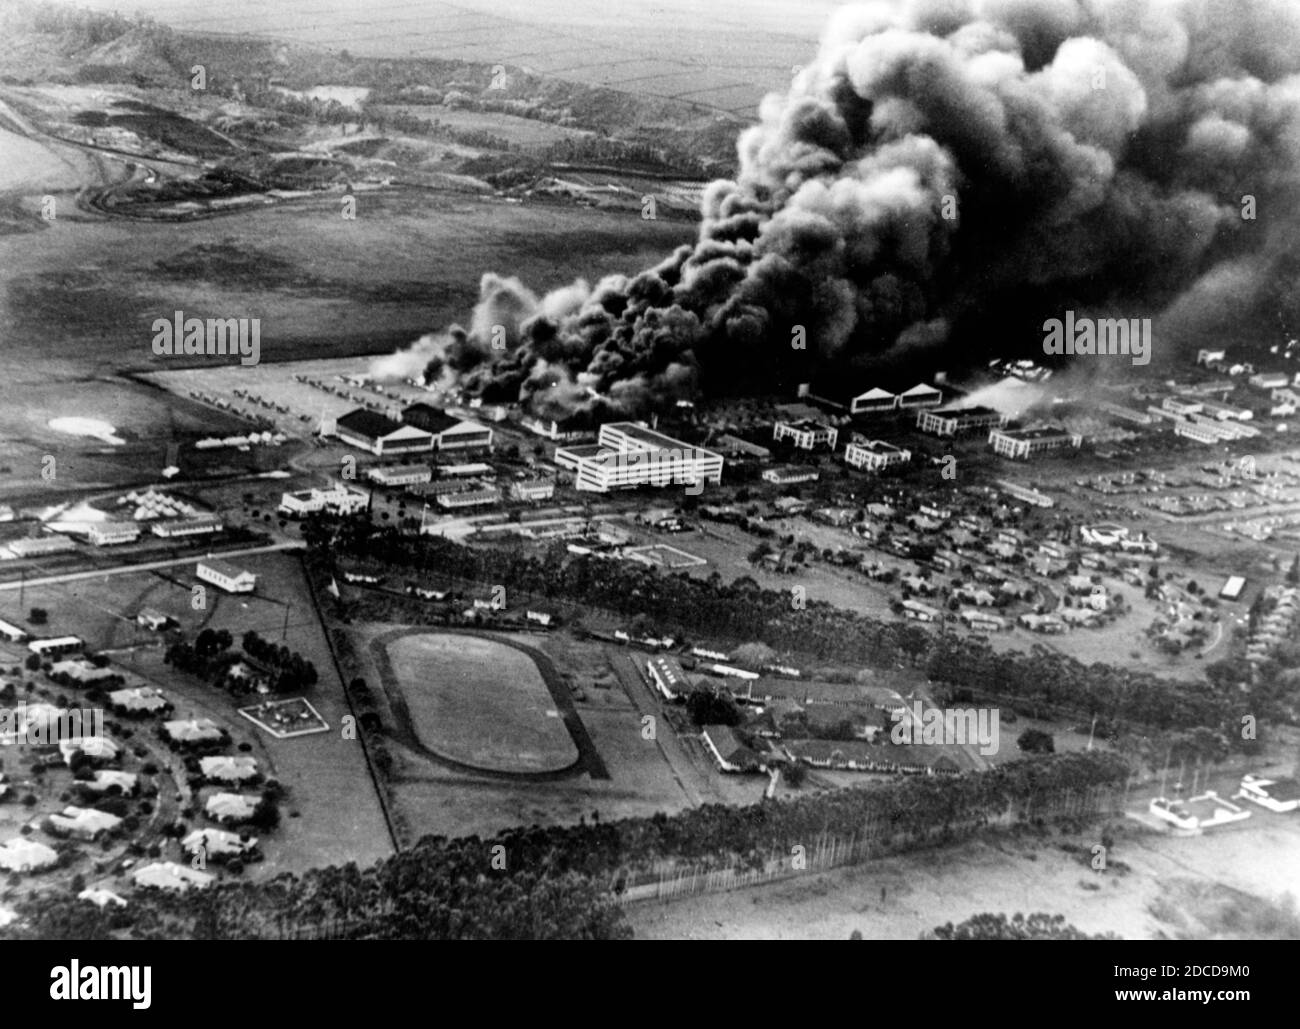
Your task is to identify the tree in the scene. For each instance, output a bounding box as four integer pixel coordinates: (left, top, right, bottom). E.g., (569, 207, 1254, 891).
(1288, 554, 1300, 586)
(684, 688, 742, 727)
(732, 642, 776, 667)
(1017, 729, 1055, 755)
(784, 762, 808, 788)
(28, 608, 47, 625)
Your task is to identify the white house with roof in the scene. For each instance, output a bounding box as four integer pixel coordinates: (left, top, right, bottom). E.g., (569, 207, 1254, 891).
(0, 838, 58, 872)
(46, 805, 122, 841)
(162, 717, 228, 748)
(182, 827, 259, 860)
(196, 558, 256, 594)
(206, 792, 261, 825)
(200, 755, 261, 784)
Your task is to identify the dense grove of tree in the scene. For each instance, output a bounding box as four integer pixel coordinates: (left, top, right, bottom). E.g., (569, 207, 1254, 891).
(304, 520, 1262, 744)
(164, 629, 315, 696)
(928, 912, 1120, 940)
(2, 751, 1127, 939)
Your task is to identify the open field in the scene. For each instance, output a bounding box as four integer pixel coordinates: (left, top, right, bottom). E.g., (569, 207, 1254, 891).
(369, 104, 592, 148)
(68, 0, 831, 117)
(336, 626, 705, 842)
(628, 786, 1300, 940)
(381, 630, 579, 773)
(0, 119, 694, 498)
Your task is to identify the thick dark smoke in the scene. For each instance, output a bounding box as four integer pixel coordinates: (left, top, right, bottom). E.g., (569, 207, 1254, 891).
(376, 0, 1300, 417)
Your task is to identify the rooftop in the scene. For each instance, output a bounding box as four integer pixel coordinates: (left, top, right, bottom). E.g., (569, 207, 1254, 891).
(336, 408, 405, 439)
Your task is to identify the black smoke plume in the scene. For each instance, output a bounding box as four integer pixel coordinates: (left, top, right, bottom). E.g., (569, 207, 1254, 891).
(376, 0, 1300, 416)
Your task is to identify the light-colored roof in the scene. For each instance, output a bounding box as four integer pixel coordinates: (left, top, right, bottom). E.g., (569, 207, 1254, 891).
(108, 686, 170, 713)
(163, 718, 225, 743)
(198, 558, 254, 581)
(131, 861, 215, 891)
(182, 828, 257, 856)
(199, 755, 259, 781)
(87, 770, 138, 793)
(0, 838, 59, 871)
(78, 888, 128, 908)
(205, 792, 260, 822)
(48, 806, 121, 836)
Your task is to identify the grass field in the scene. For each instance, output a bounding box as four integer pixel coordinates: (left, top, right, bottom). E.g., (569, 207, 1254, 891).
(69, 0, 830, 117)
(383, 631, 579, 773)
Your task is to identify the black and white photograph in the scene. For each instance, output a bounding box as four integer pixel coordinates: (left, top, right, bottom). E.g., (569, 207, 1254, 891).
(0, 0, 1294, 972)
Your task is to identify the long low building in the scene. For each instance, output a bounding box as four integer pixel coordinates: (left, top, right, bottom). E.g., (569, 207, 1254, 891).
(151, 514, 223, 538)
(555, 422, 723, 493)
(4, 535, 78, 558)
(196, 559, 256, 594)
(87, 523, 140, 547)
(401, 404, 494, 451)
(646, 655, 692, 700)
(435, 485, 502, 509)
(366, 464, 432, 487)
(331, 409, 435, 456)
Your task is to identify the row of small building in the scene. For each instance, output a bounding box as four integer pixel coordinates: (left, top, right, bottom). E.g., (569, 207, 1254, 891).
(643, 655, 963, 776)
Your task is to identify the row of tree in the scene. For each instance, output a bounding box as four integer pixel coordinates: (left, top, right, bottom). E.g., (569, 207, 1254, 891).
(2, 751, 1128, 940)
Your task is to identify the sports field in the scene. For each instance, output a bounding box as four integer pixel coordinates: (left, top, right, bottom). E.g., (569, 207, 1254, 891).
(383, 631, 579, 774)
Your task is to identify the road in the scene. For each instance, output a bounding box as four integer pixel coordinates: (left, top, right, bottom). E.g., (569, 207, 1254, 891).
(606, 647, 717, 808)
(0, 541, 305, 591)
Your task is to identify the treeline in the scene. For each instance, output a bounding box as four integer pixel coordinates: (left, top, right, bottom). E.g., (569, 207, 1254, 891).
(3, 751, 1127, 940)
(308, 522, 1259, 742)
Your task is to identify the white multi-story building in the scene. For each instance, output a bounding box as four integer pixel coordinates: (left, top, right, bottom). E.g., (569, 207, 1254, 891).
(278, 485, 369, 517)
(554, 422, 723, 493)
(510, 478, 555, 502)
(988, 426, 1082, 459)
(773, 419, 839, 450)
(918, 405, 1006, 437)
(843, 439, 911, 471)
